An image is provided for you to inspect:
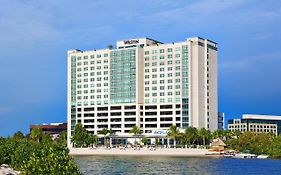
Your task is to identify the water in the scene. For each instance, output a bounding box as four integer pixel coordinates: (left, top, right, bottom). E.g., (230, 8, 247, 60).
(75, 156, 281, 175)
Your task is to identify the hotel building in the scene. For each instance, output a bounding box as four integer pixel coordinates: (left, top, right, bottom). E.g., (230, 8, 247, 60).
(67, 37, 218, 147)
(228, 114, 281, 135)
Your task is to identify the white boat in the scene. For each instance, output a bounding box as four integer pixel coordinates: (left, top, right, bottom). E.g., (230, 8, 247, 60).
(233, 153, 257, 159)
(257, 155, 269, 159)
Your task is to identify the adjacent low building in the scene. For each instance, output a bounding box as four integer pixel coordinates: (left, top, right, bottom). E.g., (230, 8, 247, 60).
(218, 112, 225, 129)
(228, 114, 281, 135)
(30, 122, 67, 137)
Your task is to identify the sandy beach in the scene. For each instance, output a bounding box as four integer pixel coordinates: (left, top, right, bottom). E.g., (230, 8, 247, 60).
(69, 147, 221, 157)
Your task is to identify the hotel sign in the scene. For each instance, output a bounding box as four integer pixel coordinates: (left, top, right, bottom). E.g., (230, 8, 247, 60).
(123, 39, 139, 45)
(153, 130, 168, 135)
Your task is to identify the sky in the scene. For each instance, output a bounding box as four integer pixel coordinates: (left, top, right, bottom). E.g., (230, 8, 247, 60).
(0, 0, 281, 136)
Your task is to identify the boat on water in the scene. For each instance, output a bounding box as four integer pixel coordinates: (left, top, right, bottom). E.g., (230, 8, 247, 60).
(257, 155, 269, 159)
(233, 153, 257, 159)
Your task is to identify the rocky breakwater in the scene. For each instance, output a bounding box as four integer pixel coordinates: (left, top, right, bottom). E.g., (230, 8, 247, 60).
(0, 164, 20, 175)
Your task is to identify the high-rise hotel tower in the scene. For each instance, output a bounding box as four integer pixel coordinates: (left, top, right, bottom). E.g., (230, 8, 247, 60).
(67, 37, 218, 147)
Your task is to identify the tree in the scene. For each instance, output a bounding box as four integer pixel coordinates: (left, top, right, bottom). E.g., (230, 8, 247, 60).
(56, 131, 67, 146)
(30, 128, 43, 142)
(269, 135, 281, 158)
(141, 137, 148, 146)
(87, 134, 98, 147)
(185, 127, 198, 145)
(20, 143, 82, 175)
(12, 131, 25, 140)
(129, 125, 142, 145)
(0, 131, 82, 174)
(198, 128, 210, 146)
(168, 125, 179, 147)
(99, 128, 110, 146)
(71, 123, 89, 147)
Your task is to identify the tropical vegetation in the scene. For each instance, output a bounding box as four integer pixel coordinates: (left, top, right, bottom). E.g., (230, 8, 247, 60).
(0, 130, 81, 174)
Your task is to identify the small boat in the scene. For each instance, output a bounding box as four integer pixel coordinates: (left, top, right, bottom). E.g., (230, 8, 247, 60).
(223, 154, 234, 158)
(257, 155, 268, 159)
(233, 153, 257, 159)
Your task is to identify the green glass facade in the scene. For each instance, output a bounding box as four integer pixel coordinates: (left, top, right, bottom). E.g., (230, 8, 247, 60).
(110, 49, 136, 104)
(182, 45, 189, 128)
(70, 56, 77, 133)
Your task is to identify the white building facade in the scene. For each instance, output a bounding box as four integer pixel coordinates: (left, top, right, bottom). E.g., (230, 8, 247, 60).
(67, 37, 218, 147)
(228, 114, 281, 135)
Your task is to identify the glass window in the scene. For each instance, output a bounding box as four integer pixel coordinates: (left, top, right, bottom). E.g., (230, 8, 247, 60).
(160, 49, 164, 53)
(168, 48, 173, 52)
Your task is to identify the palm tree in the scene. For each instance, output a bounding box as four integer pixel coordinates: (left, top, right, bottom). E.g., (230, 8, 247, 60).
(88, 134, 98, 147)
(141, 137, 148, 146)
(185, 127, 198, 145)
(129, 125, 142, 145)
(168, 125, 179, 147)
(99, 128, 110, 146)
(30, 128, 43, 142)
(198, 128, 210, 146)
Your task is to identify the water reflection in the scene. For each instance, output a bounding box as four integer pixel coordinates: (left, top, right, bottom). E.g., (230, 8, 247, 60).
(75, 156, 219, 175)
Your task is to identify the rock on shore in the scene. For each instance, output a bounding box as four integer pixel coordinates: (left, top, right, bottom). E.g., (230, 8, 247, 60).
(0, 164, 20, 175)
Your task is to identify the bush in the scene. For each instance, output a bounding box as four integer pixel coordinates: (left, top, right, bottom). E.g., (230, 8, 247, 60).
(0, 133, 82, 174)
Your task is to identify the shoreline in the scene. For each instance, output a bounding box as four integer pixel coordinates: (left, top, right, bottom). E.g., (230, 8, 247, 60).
(69, 147, 222, 157)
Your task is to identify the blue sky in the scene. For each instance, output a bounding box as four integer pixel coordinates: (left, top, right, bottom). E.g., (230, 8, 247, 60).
(0, 0, 281, 136)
